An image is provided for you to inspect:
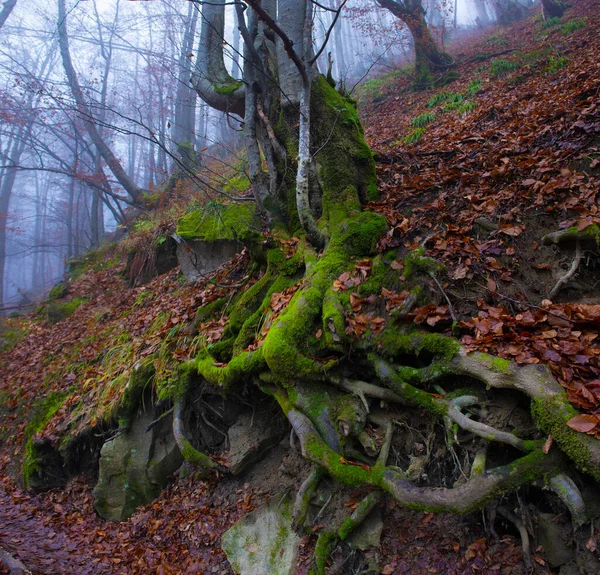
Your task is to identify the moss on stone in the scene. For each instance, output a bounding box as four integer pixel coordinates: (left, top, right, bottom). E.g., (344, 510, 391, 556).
(47, 298, 85, 325)
(176, 202, 259, 243)
(22, 391, 69, 488)
(403, 247, 446, 278)
(48, 283, 69, 301)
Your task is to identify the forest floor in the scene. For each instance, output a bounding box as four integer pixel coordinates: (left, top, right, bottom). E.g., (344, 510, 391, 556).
(1, 1, 600, 574)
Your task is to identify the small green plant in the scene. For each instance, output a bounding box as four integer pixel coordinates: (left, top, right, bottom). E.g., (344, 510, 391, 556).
(465, 79, 482, 96)
(485, 34, 507, 46)
(403, 128, 426, 144)
(427, 91, 463, 108)
(490, 59, 519, 77)
(411, 112, 436, 128)
(540, 16, 562, 29)
(561, 17, 586, 35)
(545, 55, 569, 74)
(442, 100, 478, 115)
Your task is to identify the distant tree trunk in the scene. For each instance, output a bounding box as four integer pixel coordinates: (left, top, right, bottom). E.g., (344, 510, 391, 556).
(172, 2, 199, 169)
(231, 6, 241, 78)
(0, 0, 17, 31)
(57, 0, 145, 206)
(376, 0, 454, 89)
(494, 0, 526, 25)
(541, 0, 567, 18)
(0, 128, 26, 311)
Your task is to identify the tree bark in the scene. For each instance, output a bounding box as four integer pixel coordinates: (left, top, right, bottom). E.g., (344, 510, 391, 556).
(541, 0, 567, 18)
(0, 127, 27, 311)
(191, 0, 245, 117)
(376, 0, 453, 88)
(57, 0, 145, 206)
(0, 0, 17, 31)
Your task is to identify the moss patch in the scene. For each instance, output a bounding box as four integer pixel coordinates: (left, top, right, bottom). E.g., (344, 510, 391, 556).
(47, 298, 85, 325)
(176, 202, 260, 243)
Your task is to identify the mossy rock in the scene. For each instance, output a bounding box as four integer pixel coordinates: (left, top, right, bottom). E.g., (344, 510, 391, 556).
(23, 391, 70, 490)
(0, 323, 25, 352)
(48, 282, 69, 301)
(176, 203, 260, 244)
(46, 298, 85, 325)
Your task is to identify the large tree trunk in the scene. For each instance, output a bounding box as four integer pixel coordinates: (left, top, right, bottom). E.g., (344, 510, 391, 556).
(57, 0, 145, 206)
(376, 0, 454, 89)
(541, 0, 567, 18)
(191, 0, 245, 117)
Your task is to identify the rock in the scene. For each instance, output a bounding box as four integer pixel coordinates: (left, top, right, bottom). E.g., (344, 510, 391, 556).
(348, 507, 383, 551)
(176, 238, 242, 282)
(126, 236, 179, 287)
(536, 512, 574, 568)
(222, 494, 300, 575)
(93, 409, 183, 521)
(227, 410, 286, 476)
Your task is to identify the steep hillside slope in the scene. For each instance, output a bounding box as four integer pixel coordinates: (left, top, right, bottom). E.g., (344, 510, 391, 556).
(1, 3, 600, 574)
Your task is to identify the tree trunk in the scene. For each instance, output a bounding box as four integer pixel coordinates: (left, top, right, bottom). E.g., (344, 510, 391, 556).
(541, 0, 567, 18)
(57, 0, 145, 206)
(0, 128, 26, 311)
(191, 0, 245, 117)
(0, 0, 17, 31)
(376, 0, 454, 89)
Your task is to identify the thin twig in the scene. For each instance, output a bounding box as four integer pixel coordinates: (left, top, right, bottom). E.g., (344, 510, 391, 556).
(548, 239, 582, 300)
(429, 271, 457, 323)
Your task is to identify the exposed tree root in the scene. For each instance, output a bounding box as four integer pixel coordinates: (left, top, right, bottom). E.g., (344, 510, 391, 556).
(172, 400, 223, 473)
(0, 549, 32, 575)
(497, 506, 532, 570)
(548, 239, 582, 300)
(293, 465, 324, 530)
(549, 473, 588, 527)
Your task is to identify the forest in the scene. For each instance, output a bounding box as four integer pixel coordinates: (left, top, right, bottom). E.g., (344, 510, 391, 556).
(1, 0, 599, 574)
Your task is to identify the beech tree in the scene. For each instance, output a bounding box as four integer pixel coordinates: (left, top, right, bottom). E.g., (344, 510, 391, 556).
(157, 2, 600, 571)
(57, 0, 146, 207)
(374, 0, 454, 88)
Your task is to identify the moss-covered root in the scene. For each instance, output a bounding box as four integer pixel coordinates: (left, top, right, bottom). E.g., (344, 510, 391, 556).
(372, 357, 532, 452)
(309, 531, 337, 575)
(549, 474, 588, 527)
(286, 407, 564, 514)
(449, 349, 600, 483)
(172, 400, 222, 474)
(338, 491, 382, 540)
(293, 465, 324, 530)
(542, 225, 600, 245)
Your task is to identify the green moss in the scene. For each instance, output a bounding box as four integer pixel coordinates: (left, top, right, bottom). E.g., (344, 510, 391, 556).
(176, 202, 259, 243)
(47, 298, 85, 325)
(311, 75, 379, 209)
(532, 396, 600, 482)
(403, 247, 445, 278)
(490, 356, 511, 373)
(0, 324, 25, 352)
(214, 80, 243, 95)
(48, 283, 69, 301)
(311, 531, 337, 575)
(22, 391, 69, 488)
(115, 360, 155, 424)
(378, 329, 461, 362)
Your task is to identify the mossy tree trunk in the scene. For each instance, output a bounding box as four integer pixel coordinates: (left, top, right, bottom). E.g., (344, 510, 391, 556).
(375, 0, 454, 89)
(180, 2, 600, 571)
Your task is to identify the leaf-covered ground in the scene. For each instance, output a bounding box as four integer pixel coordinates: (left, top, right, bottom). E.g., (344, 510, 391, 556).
(1, 1, 600, 573)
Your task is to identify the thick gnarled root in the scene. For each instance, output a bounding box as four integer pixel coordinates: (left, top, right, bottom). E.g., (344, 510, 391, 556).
(172, 400, 223, 474)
